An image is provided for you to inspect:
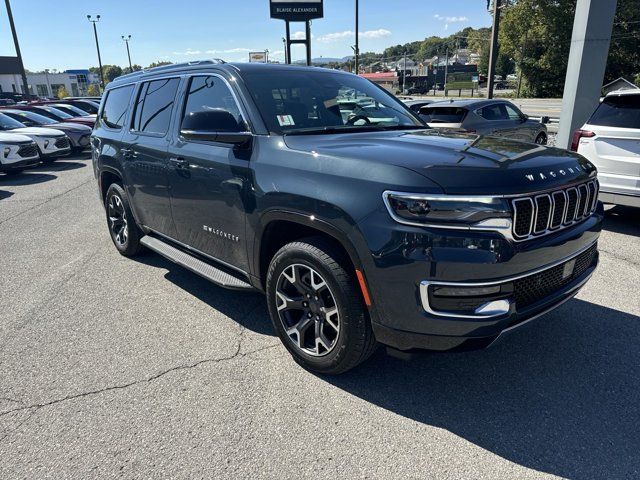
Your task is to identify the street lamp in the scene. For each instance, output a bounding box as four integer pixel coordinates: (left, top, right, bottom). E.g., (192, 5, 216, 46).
(122, 35, 133, 71)
(87, 15, 105, 89)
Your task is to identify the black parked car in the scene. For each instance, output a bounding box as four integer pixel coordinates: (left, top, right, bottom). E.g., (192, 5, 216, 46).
(92, 61, 602, 374)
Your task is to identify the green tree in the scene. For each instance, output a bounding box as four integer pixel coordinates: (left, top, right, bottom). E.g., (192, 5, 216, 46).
(123, 64, 143, 75)
(147, 61, 172, 69)
(86, 84, 101, 96)
(500, 0, 639, 97)
(56, 86, 70, 99)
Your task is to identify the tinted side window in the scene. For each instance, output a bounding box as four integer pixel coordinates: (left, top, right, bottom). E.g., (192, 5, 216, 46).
(479, 104, 507, 121)
(588, 95, 640, 128)
(100, 85, 134, 130)
(421, 107, 467, 123)
(504, 104, 523, 120)
(181, 76, 243, 132)
(132, 78, 180, 134)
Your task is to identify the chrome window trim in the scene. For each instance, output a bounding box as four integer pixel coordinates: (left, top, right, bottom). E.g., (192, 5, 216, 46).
(419, 239, 597, 319)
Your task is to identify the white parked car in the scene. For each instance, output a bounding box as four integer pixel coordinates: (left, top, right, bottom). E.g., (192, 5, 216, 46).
(572, 89, 640, 207)
(0, 112, 71, 162)
(0, 131, 40, 174)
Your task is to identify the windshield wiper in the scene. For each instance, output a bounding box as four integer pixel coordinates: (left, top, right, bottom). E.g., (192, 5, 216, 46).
(284, 124, 426, 136)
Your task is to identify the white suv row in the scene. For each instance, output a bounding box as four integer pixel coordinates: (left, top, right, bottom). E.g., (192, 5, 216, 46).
(572, 89, 640, 208)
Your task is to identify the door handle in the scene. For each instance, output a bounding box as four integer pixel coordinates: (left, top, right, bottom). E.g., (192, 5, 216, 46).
(120, 148, 136, 159)
(169, 157, 189, 169)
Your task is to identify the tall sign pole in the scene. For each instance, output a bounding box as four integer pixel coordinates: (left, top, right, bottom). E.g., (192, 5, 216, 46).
(354, 0, 359, 74)
(270, 1, 323, 66)
(87, 15, 105, 89)
(5, 0, 30, 98)
(486, 0, 501, 99)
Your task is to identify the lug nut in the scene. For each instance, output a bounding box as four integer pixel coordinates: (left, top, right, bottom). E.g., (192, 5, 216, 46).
(303, 301, 308, 307)
(307, 312, 312, 318)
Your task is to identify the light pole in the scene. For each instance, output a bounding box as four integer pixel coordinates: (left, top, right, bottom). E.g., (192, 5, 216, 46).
(5, 0, 30, 98)
(122, 35, 132, 71)
(282, 37, 287, 64)
(87, 15, 105, 89)
(354, 0, 359, 74)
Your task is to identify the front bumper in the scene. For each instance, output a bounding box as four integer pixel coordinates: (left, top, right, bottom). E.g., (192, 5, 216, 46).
(356, 203, 603, 351)
(0, 157, 40, 172)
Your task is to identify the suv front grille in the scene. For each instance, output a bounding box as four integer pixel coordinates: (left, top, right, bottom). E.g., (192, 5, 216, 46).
(54, 137, 70, 149)
(512, 180, 598, 241)
(514, 244, 597, 308)
(17, 144, 38, 158)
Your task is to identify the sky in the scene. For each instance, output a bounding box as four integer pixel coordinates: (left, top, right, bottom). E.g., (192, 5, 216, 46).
(0, 0, 492, 71)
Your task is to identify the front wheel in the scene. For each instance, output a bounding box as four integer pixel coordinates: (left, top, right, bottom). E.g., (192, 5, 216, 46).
(535, 132, 547, 145)
(266, 238, 377, 374)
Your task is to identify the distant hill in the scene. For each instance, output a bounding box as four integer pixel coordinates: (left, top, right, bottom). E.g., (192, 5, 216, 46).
(294, 56, 353, 65)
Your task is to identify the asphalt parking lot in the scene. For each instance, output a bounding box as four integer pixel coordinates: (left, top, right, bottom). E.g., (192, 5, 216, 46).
(1, 153, 639, 479)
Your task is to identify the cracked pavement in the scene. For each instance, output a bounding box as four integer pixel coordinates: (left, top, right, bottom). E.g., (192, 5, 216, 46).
(1, 154, 639, 479)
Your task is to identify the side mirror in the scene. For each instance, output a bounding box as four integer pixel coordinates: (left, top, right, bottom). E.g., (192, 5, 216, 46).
(180, 110, 252, 148)
(520, 114, 529, 123)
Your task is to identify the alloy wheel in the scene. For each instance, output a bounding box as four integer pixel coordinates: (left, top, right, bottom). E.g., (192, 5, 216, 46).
(275, 263, 340, 357)
(108, 194, 128, 247)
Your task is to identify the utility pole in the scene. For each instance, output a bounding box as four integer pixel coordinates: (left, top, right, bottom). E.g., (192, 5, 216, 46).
(122, 35, 132, 71)
(402, 51, 407, 94)
(87, 15, 105, 89)
(354, 0, 359, 74)
(487, 0, 501, 99)
(516, 29, 528, 98)
(5, 0, 30, 98)
(282, 37, 287, 64)
(444, 46, 449, 94)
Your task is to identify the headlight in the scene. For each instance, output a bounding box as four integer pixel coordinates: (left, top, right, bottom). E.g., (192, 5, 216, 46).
(383, 191, 511, 227)
(44, 139, 50, 148)
(3, 147, 11, 158)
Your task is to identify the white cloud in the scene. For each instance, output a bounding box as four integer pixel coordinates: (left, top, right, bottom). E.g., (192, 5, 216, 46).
(206, 47, 253, 54)
(434, 14, 469, 23)
(291, 31, 309, 40)
(172, 49, 202, 56)
(316, 28, 392, 43)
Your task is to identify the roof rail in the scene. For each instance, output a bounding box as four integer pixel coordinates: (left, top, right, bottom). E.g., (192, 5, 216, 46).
(115, 59, 226, 82)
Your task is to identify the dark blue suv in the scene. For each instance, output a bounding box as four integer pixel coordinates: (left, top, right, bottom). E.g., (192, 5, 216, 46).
(92, 60, 602, 374)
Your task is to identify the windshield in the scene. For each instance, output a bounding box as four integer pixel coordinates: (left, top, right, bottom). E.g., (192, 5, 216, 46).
(0, 112, 27, 130)
(37, 106, 73, 119)
(241, 69, 423, 134)
(588, 94, 640, 129)
(54, 104, 89, 116)
(5, 110, 56, 125)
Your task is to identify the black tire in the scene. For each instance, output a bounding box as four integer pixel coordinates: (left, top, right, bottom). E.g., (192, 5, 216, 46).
(535, 132, 547, 145)
(105, 183, 143, 257)
(266, 237, 378, 374)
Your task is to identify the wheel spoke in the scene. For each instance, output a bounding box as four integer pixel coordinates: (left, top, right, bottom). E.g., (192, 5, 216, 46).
(276, 291, 305, 312)
(286, 316, 314, 348)
(324, 307, 339, 332)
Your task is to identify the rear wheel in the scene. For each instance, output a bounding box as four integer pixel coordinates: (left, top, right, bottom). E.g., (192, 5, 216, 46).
(266, 237, 377, 374)
(105, 183, 143, 257)
(535, 132, 547, 145)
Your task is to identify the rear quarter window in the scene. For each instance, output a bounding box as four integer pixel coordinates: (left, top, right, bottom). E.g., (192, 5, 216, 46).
(100, 85, 134, 130)
(588, 94, 640, 128)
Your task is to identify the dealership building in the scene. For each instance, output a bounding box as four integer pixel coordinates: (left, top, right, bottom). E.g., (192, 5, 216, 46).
(0, 57, 100, 97)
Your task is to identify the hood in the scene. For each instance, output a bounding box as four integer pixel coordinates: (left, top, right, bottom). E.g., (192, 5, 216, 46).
(49, 122, 92, 133)
(0, 131, 33, 143)
(283, 130, 596, 195)
(10, 126, 65, 137)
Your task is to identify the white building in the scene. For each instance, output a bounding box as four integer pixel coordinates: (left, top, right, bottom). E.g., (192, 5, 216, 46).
(0, 69, 100, 98)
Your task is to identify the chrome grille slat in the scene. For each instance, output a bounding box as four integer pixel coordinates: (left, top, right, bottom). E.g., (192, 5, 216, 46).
(511, 179, 598, 242)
